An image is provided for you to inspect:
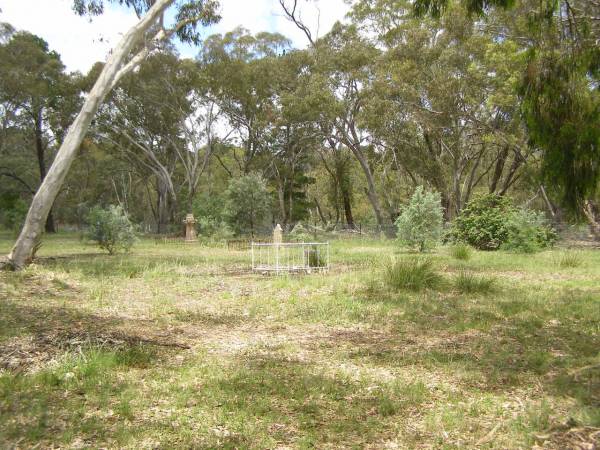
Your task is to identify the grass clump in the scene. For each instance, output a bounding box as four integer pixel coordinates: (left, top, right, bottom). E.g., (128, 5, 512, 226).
(557, 250, 584, 268)
(454, 271, 496, 294)
(384, 258, 442, 291)
(449, 243, 472, 261)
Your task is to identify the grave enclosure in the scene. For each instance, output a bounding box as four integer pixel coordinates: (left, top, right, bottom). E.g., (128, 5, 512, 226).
(251, 224, 330, 274)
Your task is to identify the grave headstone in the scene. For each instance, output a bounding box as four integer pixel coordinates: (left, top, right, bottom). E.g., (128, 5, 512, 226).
(183, 214, 197, 242)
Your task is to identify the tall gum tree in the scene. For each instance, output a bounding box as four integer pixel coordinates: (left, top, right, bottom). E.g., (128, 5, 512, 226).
(0, 32, 80, 233)
(4, 0, 220, 269)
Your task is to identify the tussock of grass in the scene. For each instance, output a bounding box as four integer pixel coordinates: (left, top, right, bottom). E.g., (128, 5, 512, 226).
(384, 258, 442, 291)
(454, 271, 496, 294)
(449, 243, 472, 261)
(557, 250, 584, 268)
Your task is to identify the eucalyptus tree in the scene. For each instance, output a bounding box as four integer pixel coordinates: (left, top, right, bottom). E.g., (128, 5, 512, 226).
(262, 49, 320, 228)
(351, 0, 532, 218)
(412, 0, 600, 230)
(200, 28, 292, 174)
(303, 24, 388, 229)
(98, 52, 192, 233)
(315, 138, 356, 228)
(6, 0, 220, 269)
(0, 32, 80, 232)
(173, 64, 228, 215)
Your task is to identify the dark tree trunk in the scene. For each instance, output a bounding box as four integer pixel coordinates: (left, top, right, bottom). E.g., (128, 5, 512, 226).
(489, 145, 509, 194)
(34, 109, 56, 233)
(342, 186, 354, 228)
(156, 178, 170, 234)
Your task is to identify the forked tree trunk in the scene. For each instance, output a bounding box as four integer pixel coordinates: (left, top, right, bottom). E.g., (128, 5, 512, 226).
(5, 0, 173, 269)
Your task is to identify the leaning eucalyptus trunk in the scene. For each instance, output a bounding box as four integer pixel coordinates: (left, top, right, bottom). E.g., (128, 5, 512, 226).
(5, 0, 172, 269)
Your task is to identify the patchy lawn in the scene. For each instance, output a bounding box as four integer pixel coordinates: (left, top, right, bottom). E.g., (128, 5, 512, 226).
(0, 233, 598, 449)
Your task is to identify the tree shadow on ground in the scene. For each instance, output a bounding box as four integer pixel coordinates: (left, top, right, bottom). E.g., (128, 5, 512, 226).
(329, 291, 600, 413)
(0, 296, 189, 372)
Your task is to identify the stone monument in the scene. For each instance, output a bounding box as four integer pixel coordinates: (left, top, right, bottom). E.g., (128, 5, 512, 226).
(183, 214, 197, 242)
(273, 223, 283, 244)
(273, 224, 283, 270)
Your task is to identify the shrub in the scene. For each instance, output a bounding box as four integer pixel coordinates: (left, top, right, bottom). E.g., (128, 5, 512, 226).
(449, 243, 472, 261)
(450, 194, 513, 250)
(306, 245, 327, 268)
(384, 258, 442, 291)
(557, 251, 584, 268)
(395, 186, 444, 252)
(289, 223, 314, 242)
(451, 194, 556, 251)
(454, 271, 496, 294)
(502, 208, 557, 253)
(86, 205, 137, 255)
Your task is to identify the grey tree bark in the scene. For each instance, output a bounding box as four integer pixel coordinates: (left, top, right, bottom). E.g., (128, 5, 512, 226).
(5, 0, 173, 269)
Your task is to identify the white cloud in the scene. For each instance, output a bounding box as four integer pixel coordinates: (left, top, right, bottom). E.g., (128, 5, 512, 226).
(1, 0, 350, 71)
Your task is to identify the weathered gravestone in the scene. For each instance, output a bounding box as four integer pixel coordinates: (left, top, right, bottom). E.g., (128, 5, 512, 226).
(183, 214, 197, 242)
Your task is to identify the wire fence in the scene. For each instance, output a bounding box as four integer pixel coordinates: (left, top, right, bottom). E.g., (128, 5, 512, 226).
(251, 242, 330, 274)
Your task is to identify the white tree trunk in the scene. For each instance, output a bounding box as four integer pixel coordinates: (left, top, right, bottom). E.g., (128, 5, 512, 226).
(5, 0, 173, 269)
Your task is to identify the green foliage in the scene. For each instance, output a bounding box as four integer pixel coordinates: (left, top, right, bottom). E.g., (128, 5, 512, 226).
(451, 195, 555, 252)
(223, 173, 271, 236)
(454, 271, 496, 294)
(384, 258, 442, 291)
(522, 46, 600, 215)
(72, 0, 221, 46)
(450, 194, 514, 250)
(289, 223, 314, 242)
(449, 243, 472, 261)
(0, 194, 28, 232)
(502, 208, 557, 253)
(395, 186, 444, 252)
(193, 193, 233, 240)
(86, 205, 137, 255)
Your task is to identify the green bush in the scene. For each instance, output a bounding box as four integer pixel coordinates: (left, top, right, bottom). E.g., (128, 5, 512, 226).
(454, 271, 496, 294)
(451, 194, 556, 251)
(395, 186, 444, 252)
(86, 205, 137, 255)
(449, 243, 472, 261)
(450, 194, 513, 250)
(289, 223, 314, 242)
(384, 258, 442, 291)
(502, 209, 557, 253)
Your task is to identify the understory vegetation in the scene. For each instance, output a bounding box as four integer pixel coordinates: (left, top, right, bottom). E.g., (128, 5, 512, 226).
(0, 233, 598, 449)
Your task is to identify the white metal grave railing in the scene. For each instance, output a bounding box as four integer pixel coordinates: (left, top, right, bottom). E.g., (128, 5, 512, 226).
(251, 242, 330, 273)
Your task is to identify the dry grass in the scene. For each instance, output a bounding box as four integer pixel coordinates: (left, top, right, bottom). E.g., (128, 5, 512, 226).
(0, 233, 599, 448)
